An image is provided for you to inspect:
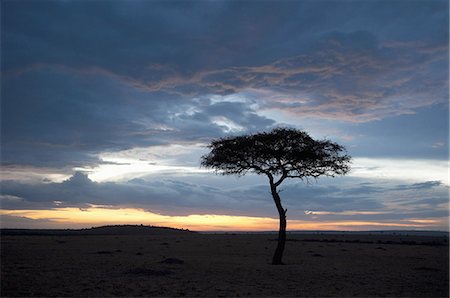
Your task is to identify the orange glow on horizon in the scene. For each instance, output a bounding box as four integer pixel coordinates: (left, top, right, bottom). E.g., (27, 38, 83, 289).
(0, 207, 447, 231)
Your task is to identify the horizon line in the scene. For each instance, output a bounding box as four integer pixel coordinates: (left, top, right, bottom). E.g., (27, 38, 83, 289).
(1, 225, 448, 234)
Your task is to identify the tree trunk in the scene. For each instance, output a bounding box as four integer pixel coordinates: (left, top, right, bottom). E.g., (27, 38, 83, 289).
(270, 182, 286, 265)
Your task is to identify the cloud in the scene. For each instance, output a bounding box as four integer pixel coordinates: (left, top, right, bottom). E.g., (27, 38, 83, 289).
(2, 1, 447, 170)
(1, 172, 447, 227)
(349, 158, 448, 184)
(8, 29, 447, 124)
(1, 68, 274, 168)
(432, 141, 445, 148)
(0, 172, 268, 217)
(3, 1, 447, 119)
(155, 31, 447, 123)
(1, 0, 448, 230)
(0, 214, 58, 229)
(393, 181, 443, 191)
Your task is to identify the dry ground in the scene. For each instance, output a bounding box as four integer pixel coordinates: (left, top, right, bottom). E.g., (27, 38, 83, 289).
(1, 232, 448, 297)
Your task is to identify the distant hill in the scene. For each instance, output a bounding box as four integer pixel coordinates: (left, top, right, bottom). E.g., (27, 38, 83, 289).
(0, 225, 196, 236)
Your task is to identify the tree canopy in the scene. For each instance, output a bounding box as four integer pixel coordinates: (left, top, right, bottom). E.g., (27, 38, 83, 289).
(201, 127, 351, 184)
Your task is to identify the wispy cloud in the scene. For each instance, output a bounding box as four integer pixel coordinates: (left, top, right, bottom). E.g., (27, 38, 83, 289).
(432, 141, 445, 148)
(9, 29, 447, 124)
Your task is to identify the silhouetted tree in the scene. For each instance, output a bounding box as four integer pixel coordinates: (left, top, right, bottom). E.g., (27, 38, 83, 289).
(201, 127, 351, 265)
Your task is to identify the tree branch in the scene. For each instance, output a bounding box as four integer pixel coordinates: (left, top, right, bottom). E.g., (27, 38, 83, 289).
(274, 171, 287, 187)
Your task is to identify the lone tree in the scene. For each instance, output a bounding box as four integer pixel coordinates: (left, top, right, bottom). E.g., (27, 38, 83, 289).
(201, 127, 351, 265)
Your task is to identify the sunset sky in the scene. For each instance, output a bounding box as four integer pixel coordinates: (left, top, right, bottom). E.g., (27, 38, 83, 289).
(1, 0, 449, 231)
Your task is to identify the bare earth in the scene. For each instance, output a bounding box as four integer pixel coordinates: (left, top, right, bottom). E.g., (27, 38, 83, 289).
(1, 230, 448, 297)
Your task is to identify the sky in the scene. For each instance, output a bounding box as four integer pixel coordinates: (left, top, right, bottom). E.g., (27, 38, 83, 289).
(1, 0, 449, 231)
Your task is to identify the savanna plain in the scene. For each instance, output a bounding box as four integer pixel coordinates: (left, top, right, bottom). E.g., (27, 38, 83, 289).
(1, 226, 448, 297)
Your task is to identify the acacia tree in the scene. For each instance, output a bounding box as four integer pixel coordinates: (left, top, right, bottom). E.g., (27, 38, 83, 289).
(201, 127, 351, 265)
